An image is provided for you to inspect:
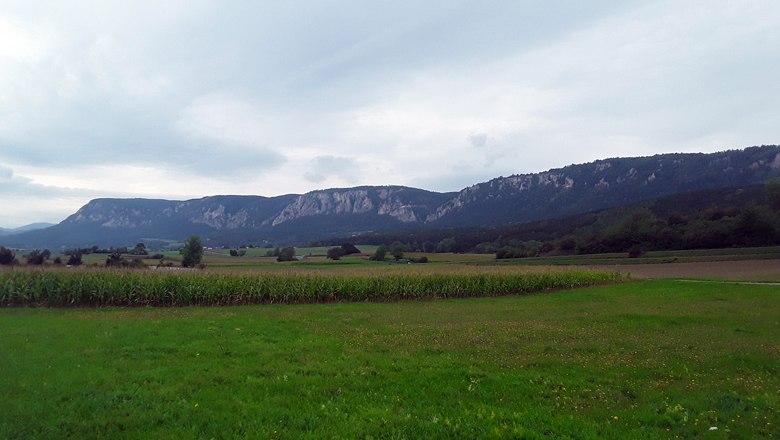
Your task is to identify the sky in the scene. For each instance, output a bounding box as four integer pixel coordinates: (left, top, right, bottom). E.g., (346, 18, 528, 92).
(1, 1, 779, 227)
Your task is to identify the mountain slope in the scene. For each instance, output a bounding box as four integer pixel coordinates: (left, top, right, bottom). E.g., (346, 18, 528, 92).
(3, 145, 779, 249)
(0, 223, 55, 236)
(330, 183, 779, 251)
(427, 145, 780, 226)
(4, 187, 454, 248)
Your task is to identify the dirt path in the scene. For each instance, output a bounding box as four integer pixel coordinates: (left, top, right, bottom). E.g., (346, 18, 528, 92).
(588, 259, 780, 281)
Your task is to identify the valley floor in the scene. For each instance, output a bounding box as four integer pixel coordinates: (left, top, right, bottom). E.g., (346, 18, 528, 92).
(1, 279, 778, 439)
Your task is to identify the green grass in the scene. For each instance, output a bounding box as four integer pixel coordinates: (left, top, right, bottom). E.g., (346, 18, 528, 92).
(1, 280, 778, 438)
(51, 245, 780, 271)
(491, 246, 780, 266)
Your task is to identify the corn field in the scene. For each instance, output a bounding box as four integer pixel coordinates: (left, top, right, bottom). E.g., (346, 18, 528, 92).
(0, 267, 623, 307)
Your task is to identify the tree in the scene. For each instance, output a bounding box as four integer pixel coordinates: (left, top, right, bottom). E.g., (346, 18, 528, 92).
(277, 247, 296, 262)
(67, 252, 83, 266)
(389, 241, 406, 260)
(435, 238, 456, 253)
(181, 236, 204, 268)
(768, 178, 780, 211)
(369, 245, 387, 261)
(26, 249, 50, 265)
(340, 243, 361, 255)
(0, 246, 16, 265)
(131, 242, 148, 255)
(326, 247, 346, 260)
(105, 252, 124, 267)
(627, 244, 645, 258)
(474, 242, 497, 254)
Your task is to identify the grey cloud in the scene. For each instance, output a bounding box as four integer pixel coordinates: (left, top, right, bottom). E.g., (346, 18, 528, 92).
(0, 173, 104, 199)
(469, 133, 488, 148)
(1, 0, 779, 226)
(304, 155, 357, 183)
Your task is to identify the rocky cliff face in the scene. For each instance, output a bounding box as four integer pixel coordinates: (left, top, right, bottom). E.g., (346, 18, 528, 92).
(67, 199, 174, 228)
(269, 189, 375, 226)
(190, 205, 251, 230)
(426, 172, 575, 223)
(268, 187, 436, 226)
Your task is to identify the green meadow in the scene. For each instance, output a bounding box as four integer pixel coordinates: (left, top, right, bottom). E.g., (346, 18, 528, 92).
(1, 279, 778, 438)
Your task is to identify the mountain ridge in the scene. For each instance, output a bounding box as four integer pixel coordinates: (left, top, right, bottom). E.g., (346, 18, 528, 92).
(3, 145, 779, 249)
(0, 223, 56, 236)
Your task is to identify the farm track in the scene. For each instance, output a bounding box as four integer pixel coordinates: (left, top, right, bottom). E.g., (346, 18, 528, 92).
(676, 279, 780, 286)
(588, 259, 780, 281)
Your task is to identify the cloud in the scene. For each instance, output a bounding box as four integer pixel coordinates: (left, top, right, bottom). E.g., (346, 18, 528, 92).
(469, 133, 488, 148)
(1, 0, 779, 226)
(0, 165, 13, 181)
(304, 156, 358, 184)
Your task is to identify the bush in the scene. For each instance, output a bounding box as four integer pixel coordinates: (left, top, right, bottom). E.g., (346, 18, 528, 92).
(327, 247, 346, 260)
(0, 247, 16, 265)
(369, 245, 387, 261)
(389, 241, 406, 260)
(435, 238, 456, 253)
(340, 243, 361, 255)
(277, 247, 296, 262)
(106, 253, 146, 268)
(627, 245, 645, 258)
(131, 243, 148, 255)
(67, 253, 83, 266)
(26, 249, 51, 265)
(105, 253, 124, 267)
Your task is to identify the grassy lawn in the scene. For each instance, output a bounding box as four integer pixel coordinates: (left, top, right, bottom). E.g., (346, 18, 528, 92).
(1, 280, 778, 438)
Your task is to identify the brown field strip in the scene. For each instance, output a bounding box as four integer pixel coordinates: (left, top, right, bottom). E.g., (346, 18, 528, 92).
(589, 259, 780, 281)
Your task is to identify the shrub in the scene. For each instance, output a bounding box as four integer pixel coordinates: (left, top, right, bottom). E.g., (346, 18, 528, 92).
(327, 247, 346, 260)
(627, 245, 645, 258)
(340, 243, 361, 255)
(0, 247, 16, 265)
(26, 249, 50, 265)
(67, 253, 83, 266)
(105, 253, 125, 267)
(277, 247, 296, 262)
(369, 245, 387, 261)
(389, 241, 406, 260)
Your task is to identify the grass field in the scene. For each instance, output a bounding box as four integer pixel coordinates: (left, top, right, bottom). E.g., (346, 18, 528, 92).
(58, 245, 780, 274)
(491, 246, 780, 266)
(1, 279, 778, 438)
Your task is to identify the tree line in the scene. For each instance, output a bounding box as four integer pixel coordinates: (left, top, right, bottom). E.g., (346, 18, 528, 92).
(319, 181, 780, 259)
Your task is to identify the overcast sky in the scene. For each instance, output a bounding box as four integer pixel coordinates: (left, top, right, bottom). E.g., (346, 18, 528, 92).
(1, 1, 779, 227)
